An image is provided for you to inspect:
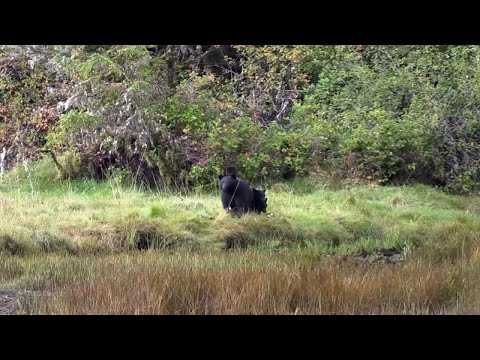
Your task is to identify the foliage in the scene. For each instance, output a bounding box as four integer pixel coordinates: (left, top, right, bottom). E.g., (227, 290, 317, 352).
(2, 45, 480, 193)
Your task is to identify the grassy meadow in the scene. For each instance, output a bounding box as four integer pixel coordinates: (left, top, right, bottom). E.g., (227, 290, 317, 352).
(1, 164, 480, 314)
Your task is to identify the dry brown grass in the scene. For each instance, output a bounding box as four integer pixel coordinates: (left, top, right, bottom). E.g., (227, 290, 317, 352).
(8, 252, 476, 315)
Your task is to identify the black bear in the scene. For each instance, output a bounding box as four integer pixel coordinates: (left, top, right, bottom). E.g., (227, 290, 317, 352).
(219, 167, 267, 215)
(252, 188, 267, 213)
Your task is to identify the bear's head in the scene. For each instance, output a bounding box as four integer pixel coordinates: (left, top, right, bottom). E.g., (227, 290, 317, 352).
(218, 174, 238, 193)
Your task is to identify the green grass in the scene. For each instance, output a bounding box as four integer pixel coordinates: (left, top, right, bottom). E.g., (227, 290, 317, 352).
(1, 172, 480, 258)
(2, 170, 480, 314)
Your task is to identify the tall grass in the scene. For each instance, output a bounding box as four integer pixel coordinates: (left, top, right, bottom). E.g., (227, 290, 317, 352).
(2, 167, 480, 314)
(0, 252, 475, 314)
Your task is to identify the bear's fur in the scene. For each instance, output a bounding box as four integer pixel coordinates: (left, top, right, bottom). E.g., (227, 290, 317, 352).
(252, 188, 267, 213)
(219, 168, 267, 215)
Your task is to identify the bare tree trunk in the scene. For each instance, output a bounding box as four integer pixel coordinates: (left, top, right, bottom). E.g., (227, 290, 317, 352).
(0, 147, 7, 178)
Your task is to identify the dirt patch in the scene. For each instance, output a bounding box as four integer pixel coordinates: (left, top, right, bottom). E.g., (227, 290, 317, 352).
(354, 247, 405, 265)
(0, 289, 18, 315)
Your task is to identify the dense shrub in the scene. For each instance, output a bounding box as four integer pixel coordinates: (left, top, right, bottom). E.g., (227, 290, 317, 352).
(2, 45, 480, 193)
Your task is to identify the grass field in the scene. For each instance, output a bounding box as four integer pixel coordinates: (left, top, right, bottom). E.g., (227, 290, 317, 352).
(2, 173, 480, 314)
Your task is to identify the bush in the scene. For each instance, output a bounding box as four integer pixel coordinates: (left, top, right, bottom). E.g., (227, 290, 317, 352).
(4, 45, 480, 193)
